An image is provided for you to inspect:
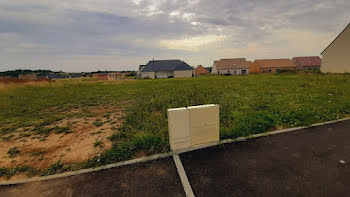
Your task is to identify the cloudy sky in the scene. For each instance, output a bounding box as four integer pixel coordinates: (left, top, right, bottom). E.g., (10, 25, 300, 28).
(0, 0, 349, 72)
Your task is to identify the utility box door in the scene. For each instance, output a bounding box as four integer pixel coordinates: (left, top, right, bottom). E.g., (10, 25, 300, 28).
(168, 107, 191, 150)
(188, 104, 220, 146)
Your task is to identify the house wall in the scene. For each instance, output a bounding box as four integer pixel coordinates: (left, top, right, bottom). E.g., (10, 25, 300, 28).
(108, 73, 118, 80)
(215, 69, 249, 75)
(141, 72, 155, 79)
(174, 70, 193, 78)
(321, 25, 350, 73)
(249, 65, 262, 74)
(233, 69, 249, 75)
(297, 66, 320, 71)
(18, 74, 38, 80)
(261, 67, 295, 73)
(249, 65, 296, 74)
(211, 63, 218, 74)
(155, 71, 173, 78)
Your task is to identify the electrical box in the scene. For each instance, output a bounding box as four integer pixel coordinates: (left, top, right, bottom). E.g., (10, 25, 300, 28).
(168, 104, 220, 151)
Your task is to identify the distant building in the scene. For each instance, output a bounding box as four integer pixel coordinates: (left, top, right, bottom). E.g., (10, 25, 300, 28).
(211, 58, 251, 75)
(249, 59, 296, 74)
(140, 60, 194, 79)
(137, 65, 146, 78)
(321, 23, 350, 73)
(70, 73, 83, 78)
(292, 56, 322, 71)
(0, 76, 17, 80)
(18, 74, 37, 80)
(107, 73, 120, 80)
(92, 73, 108, 80)
(195, 65, 209, 75)
(46, 74, 64, 80)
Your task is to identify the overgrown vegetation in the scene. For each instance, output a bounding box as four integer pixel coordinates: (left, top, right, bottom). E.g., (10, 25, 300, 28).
(1, 74, 350, 177)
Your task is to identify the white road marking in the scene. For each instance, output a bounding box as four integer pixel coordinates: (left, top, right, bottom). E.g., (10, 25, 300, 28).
(173, 154, 195, 197)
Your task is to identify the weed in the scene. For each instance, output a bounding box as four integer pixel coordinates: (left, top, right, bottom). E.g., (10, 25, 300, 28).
(1, 134, 14, 141)
(0, 166, 38, 179)
(31, 151, 45, 157)
(93, 119, 104, 127)
(94, 140, 103, 147)
(41, 161, 64, 176)
(8, 147, 20, 158)
(90, 130, 102, 135)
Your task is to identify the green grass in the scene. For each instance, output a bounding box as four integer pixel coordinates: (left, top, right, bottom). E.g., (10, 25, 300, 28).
(1, 74, 350, 175)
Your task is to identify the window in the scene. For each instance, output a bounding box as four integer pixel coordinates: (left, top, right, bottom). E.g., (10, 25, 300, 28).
(242, 70, 246, 75)
(269, 69, 272, 72)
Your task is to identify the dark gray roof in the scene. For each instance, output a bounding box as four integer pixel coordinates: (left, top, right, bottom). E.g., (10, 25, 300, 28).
(141, 60, 193, 72)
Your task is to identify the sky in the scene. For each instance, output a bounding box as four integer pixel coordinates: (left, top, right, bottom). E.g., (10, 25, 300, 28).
(0, 0, 349, 72)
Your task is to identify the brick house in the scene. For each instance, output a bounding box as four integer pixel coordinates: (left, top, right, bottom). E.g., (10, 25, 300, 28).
(292, 56, 322, 70)
(18, 74, 38, 80)
(249, 59, 296, 74)
(195, 65, 209, 75)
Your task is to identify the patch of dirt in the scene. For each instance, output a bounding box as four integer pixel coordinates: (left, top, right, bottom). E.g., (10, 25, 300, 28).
(0, 105, 125, 177)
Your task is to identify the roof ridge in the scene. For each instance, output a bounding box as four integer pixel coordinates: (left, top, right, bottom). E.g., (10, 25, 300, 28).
(321, 22, 350, 54)
(255, 58, 290, 61)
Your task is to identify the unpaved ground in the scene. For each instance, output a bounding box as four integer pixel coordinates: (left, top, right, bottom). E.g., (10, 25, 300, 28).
(0, 105, 125, 181)
(0, 158, 185, 197)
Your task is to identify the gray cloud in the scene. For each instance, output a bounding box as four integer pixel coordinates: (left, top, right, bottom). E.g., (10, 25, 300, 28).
(0, 0, 349, 72)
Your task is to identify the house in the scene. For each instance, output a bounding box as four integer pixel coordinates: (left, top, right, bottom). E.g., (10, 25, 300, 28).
(0, 76, 17, 80)
(211, 58, 251, 75)
(321, 23, 350, 73)
(249, 59, 296, 74)
(137, 65, 146, 78)
(18, 74, 37, 80)
(107, 73, 120, 80)
(195, 65, 209, 75)
(292, 56, 322, 70)
(46, 74, 64, 80)
(140, 60, 194, 79)
(92, 73, 108, 80)
(69, 73, 83, 78)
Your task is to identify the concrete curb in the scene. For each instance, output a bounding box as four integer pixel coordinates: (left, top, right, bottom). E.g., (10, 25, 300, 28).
(1, 117, 349, 186)
(0, 152, 173, 186)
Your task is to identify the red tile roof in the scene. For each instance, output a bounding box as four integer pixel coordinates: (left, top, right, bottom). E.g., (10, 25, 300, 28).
(214, 58, 250, 70)
(252, 59, 296, 69)
(195, 65, 209, 75)
(292, 56, 321, 67)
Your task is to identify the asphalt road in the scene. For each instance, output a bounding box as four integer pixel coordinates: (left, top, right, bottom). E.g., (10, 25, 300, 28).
(181, 119, 350, 197)
(1, 119, 350, 197)
(0, 158, 185, 197)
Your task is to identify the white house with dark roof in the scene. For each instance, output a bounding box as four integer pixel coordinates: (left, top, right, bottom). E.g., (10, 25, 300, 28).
(140, 60, 195, 79)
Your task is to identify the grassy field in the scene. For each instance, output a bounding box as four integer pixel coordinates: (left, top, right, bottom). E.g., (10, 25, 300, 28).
(1, 73, 350, 179)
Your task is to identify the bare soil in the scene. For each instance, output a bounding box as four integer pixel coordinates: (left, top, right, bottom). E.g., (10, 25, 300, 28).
(0, 105, 125, 181)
